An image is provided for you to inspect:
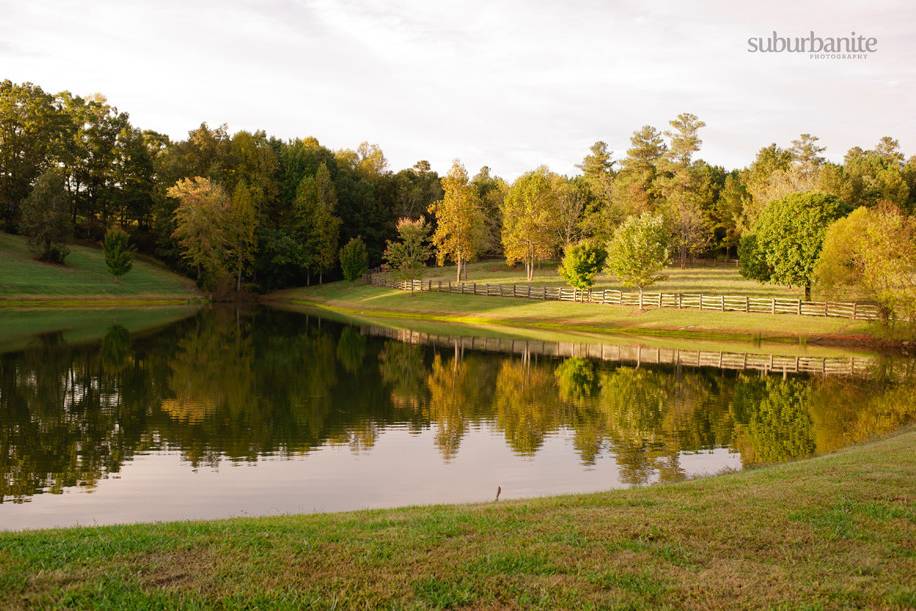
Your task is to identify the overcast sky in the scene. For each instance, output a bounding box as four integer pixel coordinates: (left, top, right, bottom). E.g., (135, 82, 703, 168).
(2, 0, 914, 178)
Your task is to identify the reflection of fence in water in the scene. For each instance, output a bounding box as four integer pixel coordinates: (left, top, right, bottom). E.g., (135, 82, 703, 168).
(367, 275, 881, 321)
(364, 325, 875, 378)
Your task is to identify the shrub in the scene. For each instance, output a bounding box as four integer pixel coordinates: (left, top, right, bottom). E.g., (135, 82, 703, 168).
(103, 226, 134, 279)
(558, 241, 607, 289)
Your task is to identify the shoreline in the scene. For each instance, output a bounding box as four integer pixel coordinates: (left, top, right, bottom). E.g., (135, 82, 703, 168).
(265, 285, 913, 353)
(2, 428, 912, 607)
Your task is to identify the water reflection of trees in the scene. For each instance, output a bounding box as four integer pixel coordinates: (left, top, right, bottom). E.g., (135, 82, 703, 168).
(1, 309, 913, 501)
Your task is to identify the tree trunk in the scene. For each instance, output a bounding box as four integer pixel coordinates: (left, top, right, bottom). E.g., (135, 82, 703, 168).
(804, 284, 811, 300)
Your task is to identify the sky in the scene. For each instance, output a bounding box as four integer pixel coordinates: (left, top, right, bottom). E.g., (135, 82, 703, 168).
(2, 0, 914, 179)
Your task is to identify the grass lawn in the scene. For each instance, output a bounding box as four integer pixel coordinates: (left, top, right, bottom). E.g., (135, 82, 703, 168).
(268, 282, 888, 348)
(397, 260, 811, 298)
(277, 302, 877, 358)
(0, 232, 199, 304)
(1, 429, 912, 608)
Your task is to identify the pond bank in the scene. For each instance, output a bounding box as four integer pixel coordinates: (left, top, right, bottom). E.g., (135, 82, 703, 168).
(1, 428, 913, 608)
(267, 283, 914, 353)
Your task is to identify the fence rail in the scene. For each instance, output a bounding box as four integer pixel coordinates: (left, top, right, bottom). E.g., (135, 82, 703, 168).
(366, 275, 881, 321)
(363, 325, 876, 377)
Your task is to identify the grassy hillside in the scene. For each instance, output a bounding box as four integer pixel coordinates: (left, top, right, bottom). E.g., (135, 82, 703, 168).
(1, 429, 912, 608)
(384, 260, 808, 298)
(269, 282, 886, 347)
(0, 233, 199, 303)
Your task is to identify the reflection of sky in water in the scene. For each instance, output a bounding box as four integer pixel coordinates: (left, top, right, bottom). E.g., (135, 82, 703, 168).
(1, 426, 741, 530)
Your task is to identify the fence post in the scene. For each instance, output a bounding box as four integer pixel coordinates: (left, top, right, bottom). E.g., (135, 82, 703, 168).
(771, 299, 776, 314)
(677, 293, 682, 308)
(543, 286, 547, 300)
(720, 295, 725, 311)
(797, 299, 802, 315)
(744, 296, 749, 312)
(852, 302, 857, 320)
(473, 282, 476, 295)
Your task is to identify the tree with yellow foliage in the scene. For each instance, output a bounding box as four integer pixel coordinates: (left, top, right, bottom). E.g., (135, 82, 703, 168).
(815, 203, 916, 323)
(167, 176, 230, 287)
(501, 167, 561, 280)
(428, 161, 486, 281)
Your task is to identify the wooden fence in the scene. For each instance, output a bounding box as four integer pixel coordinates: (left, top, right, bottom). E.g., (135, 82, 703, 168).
(363, 325, 876, 377)
(367, 275, 881, 321)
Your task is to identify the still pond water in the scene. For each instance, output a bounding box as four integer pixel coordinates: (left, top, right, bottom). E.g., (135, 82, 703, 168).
(1, 307, 913, 529)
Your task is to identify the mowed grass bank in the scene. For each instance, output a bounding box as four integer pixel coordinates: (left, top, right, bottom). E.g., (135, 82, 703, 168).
(389, 260, 808, 298)
(0, 233, 199, 304)
(276, 302, 877, 358)
(269, 282, 883, 347)
(1, 430, 913, 608)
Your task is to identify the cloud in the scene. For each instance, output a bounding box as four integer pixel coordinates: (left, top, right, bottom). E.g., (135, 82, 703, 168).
(2, 0, 914, 178)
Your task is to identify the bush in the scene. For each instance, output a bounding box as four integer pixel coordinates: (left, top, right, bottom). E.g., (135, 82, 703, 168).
(340, 236, 368, 281)
(558, 241, 607, 289)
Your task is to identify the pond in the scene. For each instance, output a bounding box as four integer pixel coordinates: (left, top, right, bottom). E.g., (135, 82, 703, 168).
(0, 306, 913, 530)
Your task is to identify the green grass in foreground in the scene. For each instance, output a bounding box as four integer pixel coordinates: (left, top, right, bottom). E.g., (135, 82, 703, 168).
(269, 282, 885, 346)
(0, 232, 198, 302)
(1, 430, 913, 608)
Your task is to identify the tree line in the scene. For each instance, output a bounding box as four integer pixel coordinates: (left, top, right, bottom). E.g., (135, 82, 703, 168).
(2, 80, 915, 310)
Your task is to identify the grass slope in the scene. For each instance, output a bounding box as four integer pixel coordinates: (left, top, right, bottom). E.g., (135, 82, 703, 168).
(390, 261, 808, 298)
(1, 430, 913, 608)
(277, 302, 875, 358)
(0, 233, 199, 303)
(269, 282, 882, 347)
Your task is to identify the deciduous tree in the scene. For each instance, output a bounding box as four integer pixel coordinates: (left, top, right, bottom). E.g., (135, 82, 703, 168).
(226, 181, 258, 292)
(429, 161, 485, 281)
(739, 191, 845, 299)
(20, 168, 72, 263)
(501, 167, 561, 281)
(167, 176, 229, 286)
(339, 236, 368, 281)
(815, 204, 916, 322)
(606, 212, 671, 308)
(384, 217, 433, 281)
